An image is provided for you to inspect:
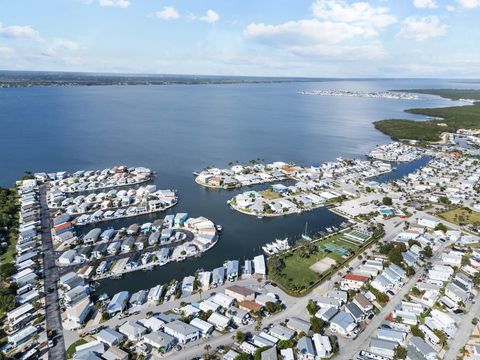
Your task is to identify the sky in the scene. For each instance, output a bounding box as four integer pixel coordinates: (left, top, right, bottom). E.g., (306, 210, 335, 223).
(0, 0, 479, 78)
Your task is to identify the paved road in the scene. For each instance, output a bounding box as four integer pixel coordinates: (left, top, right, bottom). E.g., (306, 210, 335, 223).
(40, 185, 67, 360)
(444, 292, 480, 360)
(337, 232, 453, 360)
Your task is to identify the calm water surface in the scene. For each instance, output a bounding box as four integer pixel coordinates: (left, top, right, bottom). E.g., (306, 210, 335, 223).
(0, 79, 475, 294)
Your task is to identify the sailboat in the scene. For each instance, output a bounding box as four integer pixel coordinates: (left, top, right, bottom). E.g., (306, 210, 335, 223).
(301, 222, 312, 241)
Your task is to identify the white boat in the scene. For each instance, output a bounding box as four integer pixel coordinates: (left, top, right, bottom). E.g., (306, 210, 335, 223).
(301, 222, 312, 241)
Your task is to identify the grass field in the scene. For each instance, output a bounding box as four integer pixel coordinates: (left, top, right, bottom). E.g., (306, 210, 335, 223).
(66, 339, 87, 359)
(374, 89, 480, 142)
(260, 189, 282, 200)
(267, 234, 359, 296)
(439, 207, 480, 226)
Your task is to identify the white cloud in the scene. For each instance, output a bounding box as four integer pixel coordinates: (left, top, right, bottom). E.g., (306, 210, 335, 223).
(99, 0, 129, 8)
(446, 5, 456, 11)
(245, 19, 376, 45)
(198, 10, 220, 23)
(42, 38, 80, 57)
(289, 43, 386, 60)
(155, 6, 180, 20)
(311, 0, 397, 28)
(398, 16, 448, 41)
(457, 0, 480, 8)
(0, 47, 14, 58)
(413, 0, 437, 9)
(0, 22, 41, 40)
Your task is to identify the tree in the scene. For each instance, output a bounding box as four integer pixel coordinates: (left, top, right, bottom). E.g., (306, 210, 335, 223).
(435, 222, 448, 233)
(235, 354, 251, 360)
(472, 317, 478, 325)
(421, 245, 433, 258)
(410, 325, 424, 339)
(310, 316, 325, 333)
(307, 299, 319, 316)
(0, 263, 16, 280)
(101, 311, 109, 321)
(235, 331, 246, 343)
(277, 340, 294, 350)
(394, 345, 407, 359)
(265, 301, 281, 314)
(382, 197, 393, 206)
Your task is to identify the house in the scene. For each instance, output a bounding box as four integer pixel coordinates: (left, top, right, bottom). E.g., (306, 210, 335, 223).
(408, 336, 437, 360)
(340, 274, 369, 291)
(102, 347, 128, 360)
(129, 290, 148, 307)
(163, 320, 200, 344)
(239, 300, 263, 313)
(326, 290, 348, 304)
(280, 348, 295, 360)
(211, 293, 235, 308)
(66, 298, 92, 328)
(225, 285, 256, 302)
(143, 332, 176, 352)
(454, 272, 473, 290)
(119, 320, 147, 341)
(377, 328, 406, 344)
(228, 306, 249, 325)
(270, 324, 296, 340)
(148, 285, 163, 303)
(208, 312, 232, 331)
(297, 336, 316, 360)
(182, 276, 195, 294)
(261, 346, 278, 360)
(345, 303, 365, 323)
(418, 218, 439, 229)
(65, 286, 89, 306)
(287, 317, 311, 334)
(254, 255, 267, 276)
(315, 307, 338, 322)
(212, 267, 225, 287)
(84, 228, 102, 244)
(199, 300, 221, 313)
(96, 328, 125, 347)
(224, 350, 240, 360)
(138, 316, 164, 332)
(240, 342, 258, 355)
(329, 312, 357, 337)
(445, 282, 469, 304)
(7, 325, 38, 347)
(107, 291, 129, 315)
(190, 318, 214, 336)
(226, 260, 240, 281)
(312, 334, 332, 359)
(369, 338, 397, 358)
(353, 293, 374, 314)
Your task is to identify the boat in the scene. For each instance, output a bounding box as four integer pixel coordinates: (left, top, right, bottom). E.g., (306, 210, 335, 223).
(110, 274, 123, 280)
(301, 222, 312, 241)
(143, 266, 154, 271)
(216, 224, 223, 232)
(98, 293, 109, 301)
(326, 227, 333, 233)
(257, 214, 264, 219)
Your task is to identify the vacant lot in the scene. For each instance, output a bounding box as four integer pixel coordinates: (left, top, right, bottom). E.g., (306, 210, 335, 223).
(439, 207, 480, 226)
(260, 189, 281, 200)
(267, 234, 358, 296)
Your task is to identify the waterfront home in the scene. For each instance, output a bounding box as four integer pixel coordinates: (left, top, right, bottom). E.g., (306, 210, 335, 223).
(190, 317, 214, 336)
(163, 320, 199, 344)
(65, 285, 89, 306)
(182, 276, 195, 294)
(121, 237, 135, 253)
(107, 291, 129, 315)
(60, 272, 85, 290)
(198, 271, 211, 291)
(175, 213, 189, 226)
(243, 260, 253, 278)
(147, 285, 163, 303)
(96, 328, 125, 347)
(66, 298, 92, 328)
(84, 228, 102, 244)
(226, 260, 240, 281)
(254, 255, 266, 276)
(119, 320, 147, 341)
(144, 331, 176, 352)
(58, 249, 78, 265)
(212, 266, 225, 287)
(148, 231, 160, 246)
(92, 243, 108, 259)
(129, 289, 148, 307)
(329, 312, 357, 337)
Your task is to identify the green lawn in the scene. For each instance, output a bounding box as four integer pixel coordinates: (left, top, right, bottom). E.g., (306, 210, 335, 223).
(66, 339, 87, 359)
(268, 234, 358, 296)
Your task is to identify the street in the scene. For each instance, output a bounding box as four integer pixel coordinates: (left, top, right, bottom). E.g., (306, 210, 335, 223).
(40, 184, 67, 360)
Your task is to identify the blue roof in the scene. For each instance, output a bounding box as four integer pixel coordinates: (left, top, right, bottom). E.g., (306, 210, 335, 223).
(107, 291, 129, 313)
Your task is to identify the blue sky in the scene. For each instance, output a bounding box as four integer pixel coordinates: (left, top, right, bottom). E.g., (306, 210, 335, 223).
(0, 0, 479, 77)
